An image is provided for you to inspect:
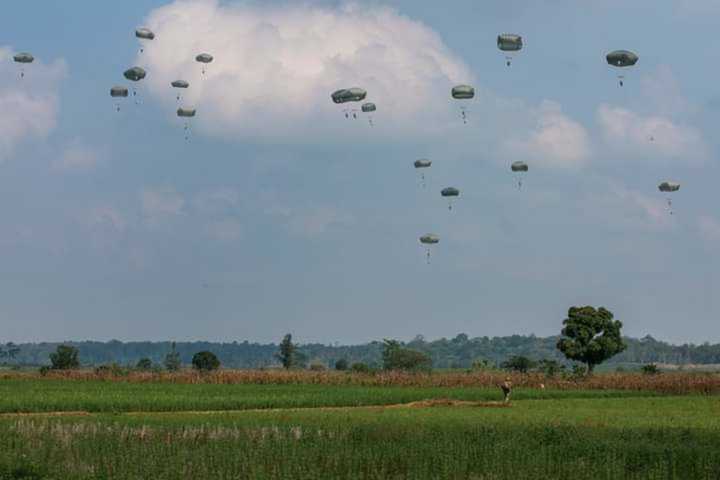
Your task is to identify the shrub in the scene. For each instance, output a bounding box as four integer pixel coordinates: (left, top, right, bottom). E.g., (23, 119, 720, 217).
(192, 351, 220, 372)
(309, 360, 326, 371)
(641, 363, 661, 375)
(382, 340, 432, 372)
(136, 358, 153, 371)
(538, 359, 565, 378)
(350, 362, 371, 374)
(334, 359, 349, 371)
(500, 356, 537, 374)
(49, 345, 80, 370)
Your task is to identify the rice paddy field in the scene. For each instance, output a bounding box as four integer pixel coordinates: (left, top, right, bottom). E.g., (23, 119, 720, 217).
(1, 372, 719, 479)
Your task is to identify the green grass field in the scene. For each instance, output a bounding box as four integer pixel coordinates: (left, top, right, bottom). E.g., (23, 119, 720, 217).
(1, 379, 719, 479)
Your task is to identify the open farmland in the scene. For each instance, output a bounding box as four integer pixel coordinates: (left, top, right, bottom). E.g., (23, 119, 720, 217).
(1, 372, 719, 479)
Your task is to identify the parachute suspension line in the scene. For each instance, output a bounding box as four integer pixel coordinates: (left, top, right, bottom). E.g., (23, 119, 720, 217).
(618, 75, 624, 87)
(421, 173, 426, 189)
(667, 198, 673, 216)
(460, 107, 467, 124)
(506, 56, 512, 67)
(426, 248, 431, 265)
(517, 177, 523, 190)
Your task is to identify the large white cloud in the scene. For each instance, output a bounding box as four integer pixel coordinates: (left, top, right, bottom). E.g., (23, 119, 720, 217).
(597, 104, 707, 163)
(139, 0, 473, 141)
(0, 47, 66, 162)
(500, 101, 592, 169)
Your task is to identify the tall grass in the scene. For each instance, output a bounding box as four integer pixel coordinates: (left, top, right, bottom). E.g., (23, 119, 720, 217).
(5, 369, 720, 394)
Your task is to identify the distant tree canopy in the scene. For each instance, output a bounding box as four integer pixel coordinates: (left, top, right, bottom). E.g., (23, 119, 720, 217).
(192, 351, 220, 372)
(276, 334, 297, 370)
(557, 306, 626, 373)
(0, 343, 20, 362)
(49, 345, 80, 370)
(382, 339, 432, 372)
(334, 359, 349, 371)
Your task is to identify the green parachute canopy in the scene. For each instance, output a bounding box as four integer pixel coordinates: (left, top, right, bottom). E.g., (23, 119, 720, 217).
(110, 86, 129, 98)
(606, 50, 639, 67)
(135, 28, 155, 40)
(361, 102, 377, 113)
(511, 161, 529, 172)
(414, 159, 432, 169)
(658, 181, 680, 193)
(441, 187, 460, 197)
(419, 234, 439, 245)
(331, 88, 367, 104)
(171, 80, 190, 89)
(196, 53, 214, 64)
(123, 67, 147, 82)
(451, 85, 475, 100)
(497, 34, 523, 52)
(13, 52, 34, 64)
(177, 107, 197, 118)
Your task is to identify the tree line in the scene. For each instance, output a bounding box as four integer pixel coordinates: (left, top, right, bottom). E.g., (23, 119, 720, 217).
(3, 306, 719, 369)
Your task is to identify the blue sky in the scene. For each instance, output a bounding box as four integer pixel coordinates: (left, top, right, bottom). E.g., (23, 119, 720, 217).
(0, 0, 719, 344)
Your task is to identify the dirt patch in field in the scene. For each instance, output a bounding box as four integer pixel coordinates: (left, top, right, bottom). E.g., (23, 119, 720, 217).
(0, 411, 91, 418)
(393, 399, 511, 409)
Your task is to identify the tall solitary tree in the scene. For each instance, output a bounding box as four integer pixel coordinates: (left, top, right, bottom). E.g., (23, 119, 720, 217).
(276, 334, 296, 369)
(49, 345, 80, 370)
(557, 306, 626, 374)
(164, 342, 181, 372)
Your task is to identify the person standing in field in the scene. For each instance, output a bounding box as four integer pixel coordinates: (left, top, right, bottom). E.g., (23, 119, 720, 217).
(500, 377, 512, 403)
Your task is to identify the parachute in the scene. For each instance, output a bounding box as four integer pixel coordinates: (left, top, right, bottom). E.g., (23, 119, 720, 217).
(171, 80, 190, 102)
(606, 50, 638, 87)
(177, 107, 197, 141)
(135, 28, 155, 54)
(110, 86, 129, 112)
(13, 52, 34, 79)
(361, 102, 376, 125)
(658, 181, 680, 215)
(511, 161, 529, 189)
(414, 159, 432, 188)
(497, 34, 523, 66)
(419, 234, 440, 264)
(196, 53, 214, 75)
(123, 67, 147, 102)
(441, 187, 460, 211)
(123, 67, 146, 82)
(331, 88, 367, 119)
(451, 85, 474, 124)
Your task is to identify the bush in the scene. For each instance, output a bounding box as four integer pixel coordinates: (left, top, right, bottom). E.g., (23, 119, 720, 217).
(641, 363, 661, 375)
(334, 359, 349, 371)
(309, 360, 326, 371)
(471, 359, 492, 371)
(164, 342, 181, 372)
(191, 351, 220, 372)
(500, 356, 537, 374)
(538, 359, 565, 378)
(136, 358, 153, 371)
(95, 363, 130, 376)
(49, 345, 80, 370)
(382, 340, 432, 372)
(350, 362, 371, 374)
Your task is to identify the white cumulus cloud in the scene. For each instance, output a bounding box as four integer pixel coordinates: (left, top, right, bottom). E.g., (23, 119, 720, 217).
(501, 101, 591, 169)
(141, 187, 185, 223)
(139, 0, 473, 141)
(53, 140, 102, 171)
(597, 104, 707, 163)
(0, 47, 66, 162)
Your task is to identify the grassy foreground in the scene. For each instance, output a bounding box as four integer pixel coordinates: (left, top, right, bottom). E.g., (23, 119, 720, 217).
(1, 396, 720, 479)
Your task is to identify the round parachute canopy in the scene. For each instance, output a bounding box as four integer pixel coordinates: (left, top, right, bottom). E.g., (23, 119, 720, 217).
(123, 67, 147, 82)
(658, 181, 680, 193)
(13, 53, 34, 64)
(441, 187, 460, 197)
(498, 34, 523, 52)
(511, 161, 529, 172)
(451, 85, 475, 100)
(414, 159, 432, 169)
(606, 50, 638, 67)
(331, 88, 367, 104)
(135, 28, 155, 40)
(110, 86, 129, 98)
(419, 234, 440, 245)
(361, 102, 377, 113)
(171, 80, 189, 89)
(177, 107, 197, 118)
(196, 53, 214, 64)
